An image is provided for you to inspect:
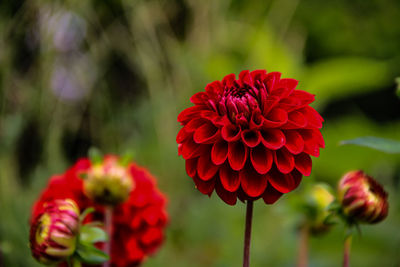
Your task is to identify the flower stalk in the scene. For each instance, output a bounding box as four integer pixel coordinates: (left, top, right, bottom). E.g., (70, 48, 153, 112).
(103, 206, 113, 267)
(343, 233, 352, 267)
(297, 224, 309, 267)
(243, 200, 253, 267)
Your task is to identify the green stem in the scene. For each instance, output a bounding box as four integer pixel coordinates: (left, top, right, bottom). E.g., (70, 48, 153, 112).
(73, 258, 82, 267)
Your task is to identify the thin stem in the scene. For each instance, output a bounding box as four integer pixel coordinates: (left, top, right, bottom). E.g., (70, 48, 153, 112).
(103, 206, 113, 267)
(343, 234, 352, 267)
(297, 224, 309, 267)
(73, 258, 82, 267)
(243, 200, 254, 267)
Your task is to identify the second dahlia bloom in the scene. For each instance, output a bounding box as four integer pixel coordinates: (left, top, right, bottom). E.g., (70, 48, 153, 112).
(338, 170, 388, 224)
(177, 70, 324, 205)
(30, 199, 80, 265)
(31, 156, 168, 266)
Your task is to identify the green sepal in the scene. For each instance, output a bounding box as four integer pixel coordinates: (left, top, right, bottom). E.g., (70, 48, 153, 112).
(80, 225, 108, 244)
(80, 207, 95, 223)
(88, 147, 103, 165)
(119, 151, 135, 167)
(78, 173, 88, 180)
(396, 77, 400, 98)
(76, 243, 109, 265)
(323, 213, 340, 226)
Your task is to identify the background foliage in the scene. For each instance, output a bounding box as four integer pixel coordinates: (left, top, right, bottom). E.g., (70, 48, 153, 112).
(0, 0, 399, 266)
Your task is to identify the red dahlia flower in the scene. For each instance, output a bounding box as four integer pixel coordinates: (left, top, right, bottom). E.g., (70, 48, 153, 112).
(177, 70, 324, 205)
(32, 156, 168, 266)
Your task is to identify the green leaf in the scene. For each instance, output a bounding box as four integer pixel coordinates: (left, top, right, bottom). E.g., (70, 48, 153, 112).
(76, 243, 109, 265)
(340, 136, 400, 154)
(80, 225, 108, 244)
(396, 77, 400, 98)
(80, 207, 95, 222)
(88, 147, 103, 164)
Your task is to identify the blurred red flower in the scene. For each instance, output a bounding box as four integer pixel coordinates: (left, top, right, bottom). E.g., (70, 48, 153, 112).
(338, 170, 388, 224)
(177, 70, 324, 205)
(31, 156, 168, 267)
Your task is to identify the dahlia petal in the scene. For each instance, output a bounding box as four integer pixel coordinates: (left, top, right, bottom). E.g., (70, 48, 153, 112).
(141, 227, 162, 246)
(299, 129, 322, 156)
(205, 81, 223, 95)
(262, 96, 280, 115)
(290, 90, 315, 105)
(211, 139, 228, 165)
(193, 123, 219, 144)
(180, 138, 202, 159)
(250, 144, 273, 174)
(263, 108, 288, 127)
(197, 154, 219, 181)
(215, 179, 237, 205)
(267, 168, 300, 193)
(275, 78, 298, 97)
(221, 124, 241, 141)
(176, 127, 190, 143)
(262, 185, 283, 204)
(284, 130, 304, 154)
(241, 129, 261, 148)
(274, 148, 295, 174)
(219, 163, 240, 192)
(185, 158, 198, 178)
(260, 129, 286, 150)
(239, 70, 252, 86)
(249, 110, 263, 129)
(239, 164, 268, 197)
(185, 118, 207, 132)
(177, 106, 206, 124)
(228, 141, 248, 171)
(222, 73, 237, 88)
(264, 72, 281, 93)
(192, 175, 215, 195)
(300, 106, 323, 129)
(250, 70, 267, 81)
(282, 111, 307, 129)
(294, 153, 312, 176)
(190, 92, 208, 105)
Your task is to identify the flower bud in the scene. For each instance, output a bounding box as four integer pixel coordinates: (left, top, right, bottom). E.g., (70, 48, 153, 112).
(338, 170, 388, 224)
(30, 199, 80, 265)
(305, 184, 335, 234)
(84, 156, 134, 205)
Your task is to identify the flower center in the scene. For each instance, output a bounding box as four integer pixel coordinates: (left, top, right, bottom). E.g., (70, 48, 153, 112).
(218, 85, 259, 123)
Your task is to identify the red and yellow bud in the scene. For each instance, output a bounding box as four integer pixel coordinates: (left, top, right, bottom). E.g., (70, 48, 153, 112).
(30, 199, 80, 265)
(338, 170, 388, 224)
(84, 156, 134, 205)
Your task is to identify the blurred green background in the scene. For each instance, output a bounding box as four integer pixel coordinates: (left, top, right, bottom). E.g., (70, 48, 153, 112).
(1, 0, 400, 266)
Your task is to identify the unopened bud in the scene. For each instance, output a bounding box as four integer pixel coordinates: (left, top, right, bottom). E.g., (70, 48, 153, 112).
(84, 156, 134, 205)
(305, 184, 335, 234)
(30, 199, 80, 265)
(338, 170, 388, 224)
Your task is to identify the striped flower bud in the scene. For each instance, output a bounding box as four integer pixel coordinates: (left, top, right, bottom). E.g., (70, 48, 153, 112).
(30, 199, 80, 265)
(338, 170, 388, 224)
(84, 156, 134, 205)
